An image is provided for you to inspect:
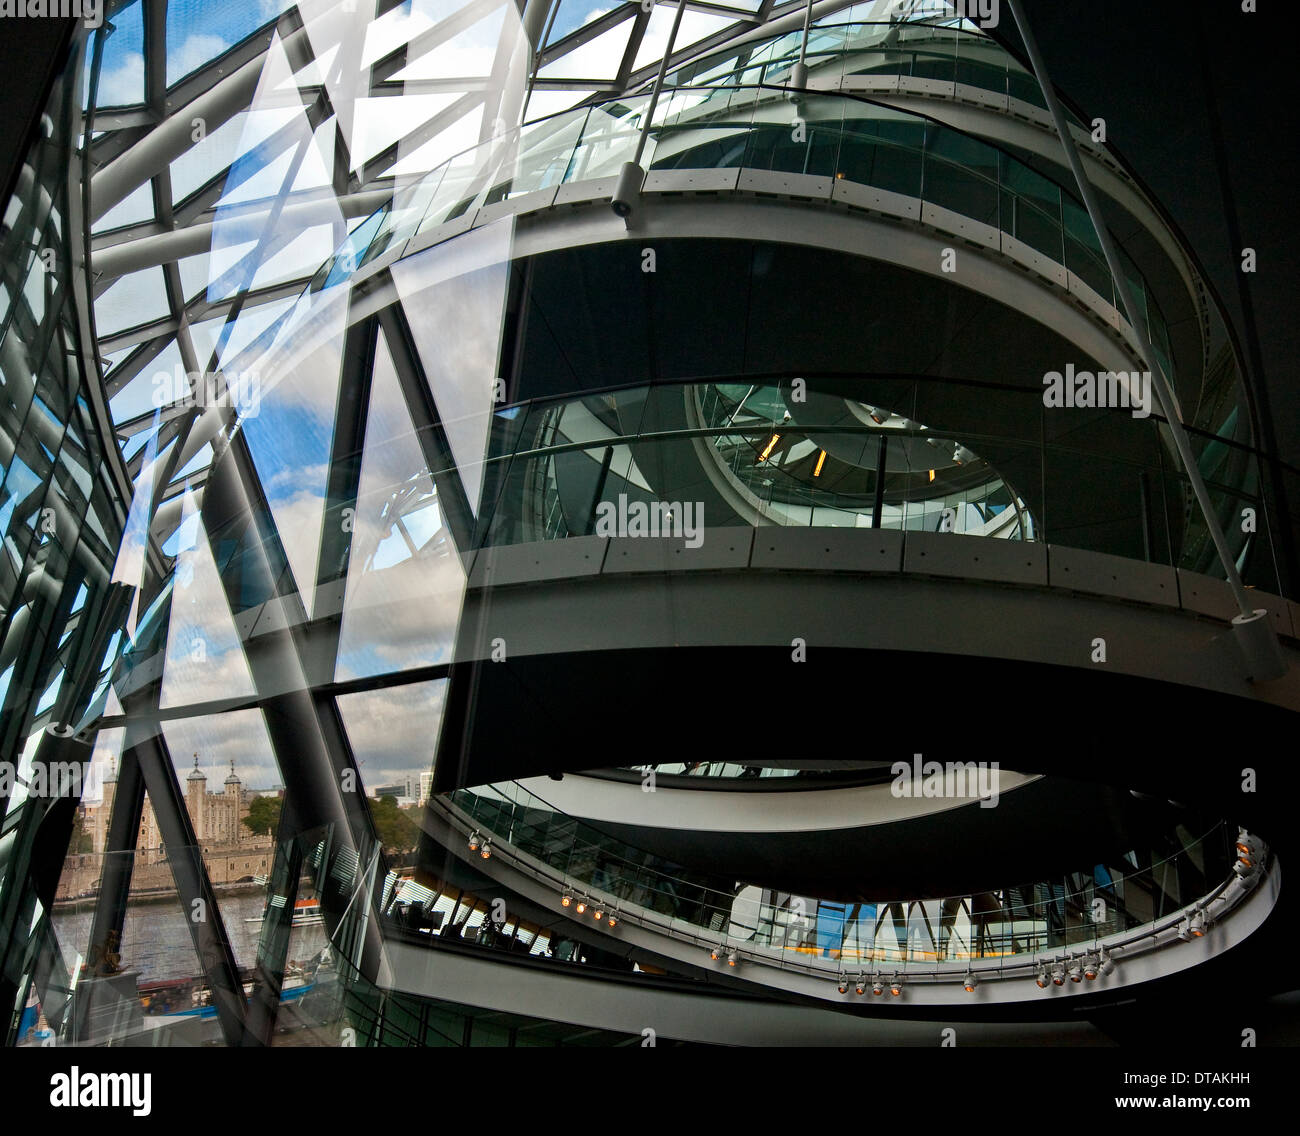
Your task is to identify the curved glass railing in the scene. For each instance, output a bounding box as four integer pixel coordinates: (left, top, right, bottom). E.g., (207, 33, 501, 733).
(277, 84, 1278, 588)
(443, 780, 1254, 976)
(308, 83, 1174, 381)
(472, 379, 1274, 587)
(665, 20, 1073, 123)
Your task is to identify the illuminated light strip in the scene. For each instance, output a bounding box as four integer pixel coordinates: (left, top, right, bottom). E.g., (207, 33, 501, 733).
(813, 449, 827, 477)
(759, 433, 781, 462)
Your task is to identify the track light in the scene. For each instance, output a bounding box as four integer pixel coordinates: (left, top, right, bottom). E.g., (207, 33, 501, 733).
(1068, 960, 1083, 983)
(1083, 955, 1099, 980)
(1189, 911, 1206, 937)
(867, 405, 890, 425)
(593, 905, 604, 921)
(854, 976, 866, 995)
(1051, 963, 1065, 986)
(726, 950, 738, 968)
(871, 976, 884, 996)
(480, 841, 492, 860)
(952, 444, 976, 466)
(1177, 918, 1192, 941)
(963, 972, 978, 992)
(710, 945, 723, 961)
(889, 976, 903, 996)
(467, 830, 480, 851)
(561, 892, 572, 908)
(1035, 967, 1050, 989)
(607, 911, 618, 928)
(837, 975, 849, 994)
(575, 898, 587, 914)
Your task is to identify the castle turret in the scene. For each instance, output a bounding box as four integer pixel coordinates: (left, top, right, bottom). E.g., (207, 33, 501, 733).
(186, 754, 207, 840)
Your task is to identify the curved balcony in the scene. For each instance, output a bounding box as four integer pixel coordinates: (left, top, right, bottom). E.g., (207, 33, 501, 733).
(436, 779, 1277, 1004)
(313, 82, 1180, 394)
(476, 378, 1271, 584)
(665, 20, 1066, 118)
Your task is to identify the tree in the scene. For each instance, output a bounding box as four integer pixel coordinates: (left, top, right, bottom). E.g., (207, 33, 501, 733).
(242, 795, 282, 837)
(369, 794, 419, 851)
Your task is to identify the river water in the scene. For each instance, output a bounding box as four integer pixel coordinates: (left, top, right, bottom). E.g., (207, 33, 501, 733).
(51, 890, 330, 982)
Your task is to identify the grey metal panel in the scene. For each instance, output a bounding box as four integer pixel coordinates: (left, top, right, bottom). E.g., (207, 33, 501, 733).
(1066, 270, 1122, 332)
(840, 75, 901, 96)
(1243, 588, 1294, 640)
(474, 185, 560, 226)
(953, 81, 1008, 112)
(920, 201, 1000, 251)
(602, 529, 754, 574)
(469, 536, 608, 588)
(901, 76, 956, 100)
(749, 526, 903, 572)
(1047, 545, 1178, 607)
(415, 211, 477, 252)
(643, 168, 742, 194)
(554, 175, 619, 206)
(1177, 569, 1237, 621)
(736, 169, 834, 201)
(904, 531, 1047, 586)
(1000, 232, 1069, 288)
(830, 179, 920, 219)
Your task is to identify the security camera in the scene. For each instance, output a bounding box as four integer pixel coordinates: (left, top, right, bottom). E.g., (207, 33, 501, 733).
(611, 161, 644, 220)
(782, 410, 791, 422)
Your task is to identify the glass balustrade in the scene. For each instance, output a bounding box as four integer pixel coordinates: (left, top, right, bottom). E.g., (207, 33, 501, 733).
(306, 82, 1172, 370)
(444, 780, 1244, 973)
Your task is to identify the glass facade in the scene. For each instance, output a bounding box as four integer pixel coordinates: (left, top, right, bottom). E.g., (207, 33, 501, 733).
(0, 0, 1293, 1050)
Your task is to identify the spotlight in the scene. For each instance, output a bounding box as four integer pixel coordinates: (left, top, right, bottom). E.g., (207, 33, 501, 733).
(561, 893, 572, 908)
(727, 950, 738, 968)
(1068, 960, 1083, 983)
(871, 976, 884, 996)
(1189, 912, 1206, 937)
(1083, 956, 1099, 980)
(1235, 831, 1262, 871)
(889, 976, 903, 997)
(467, 830, 480, 851)
(952, 444, 976, 466)
(480, 841, 492, 860)
(1177, 918, 1192, 941)
(854, 976, 866, 996)
(610, 160, 643, 219)
(963, 972, 978, 992)
(867, 405, 890, 425)
(607, 911, 618, 928)
(593, 906, 604, 921)
(575, 898, 587, 914)
(838, 975, 849, 994)
(1035, 967, 1050, 989)
(1051, 963, 1065, 986)
(709, 945, 722, 961)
